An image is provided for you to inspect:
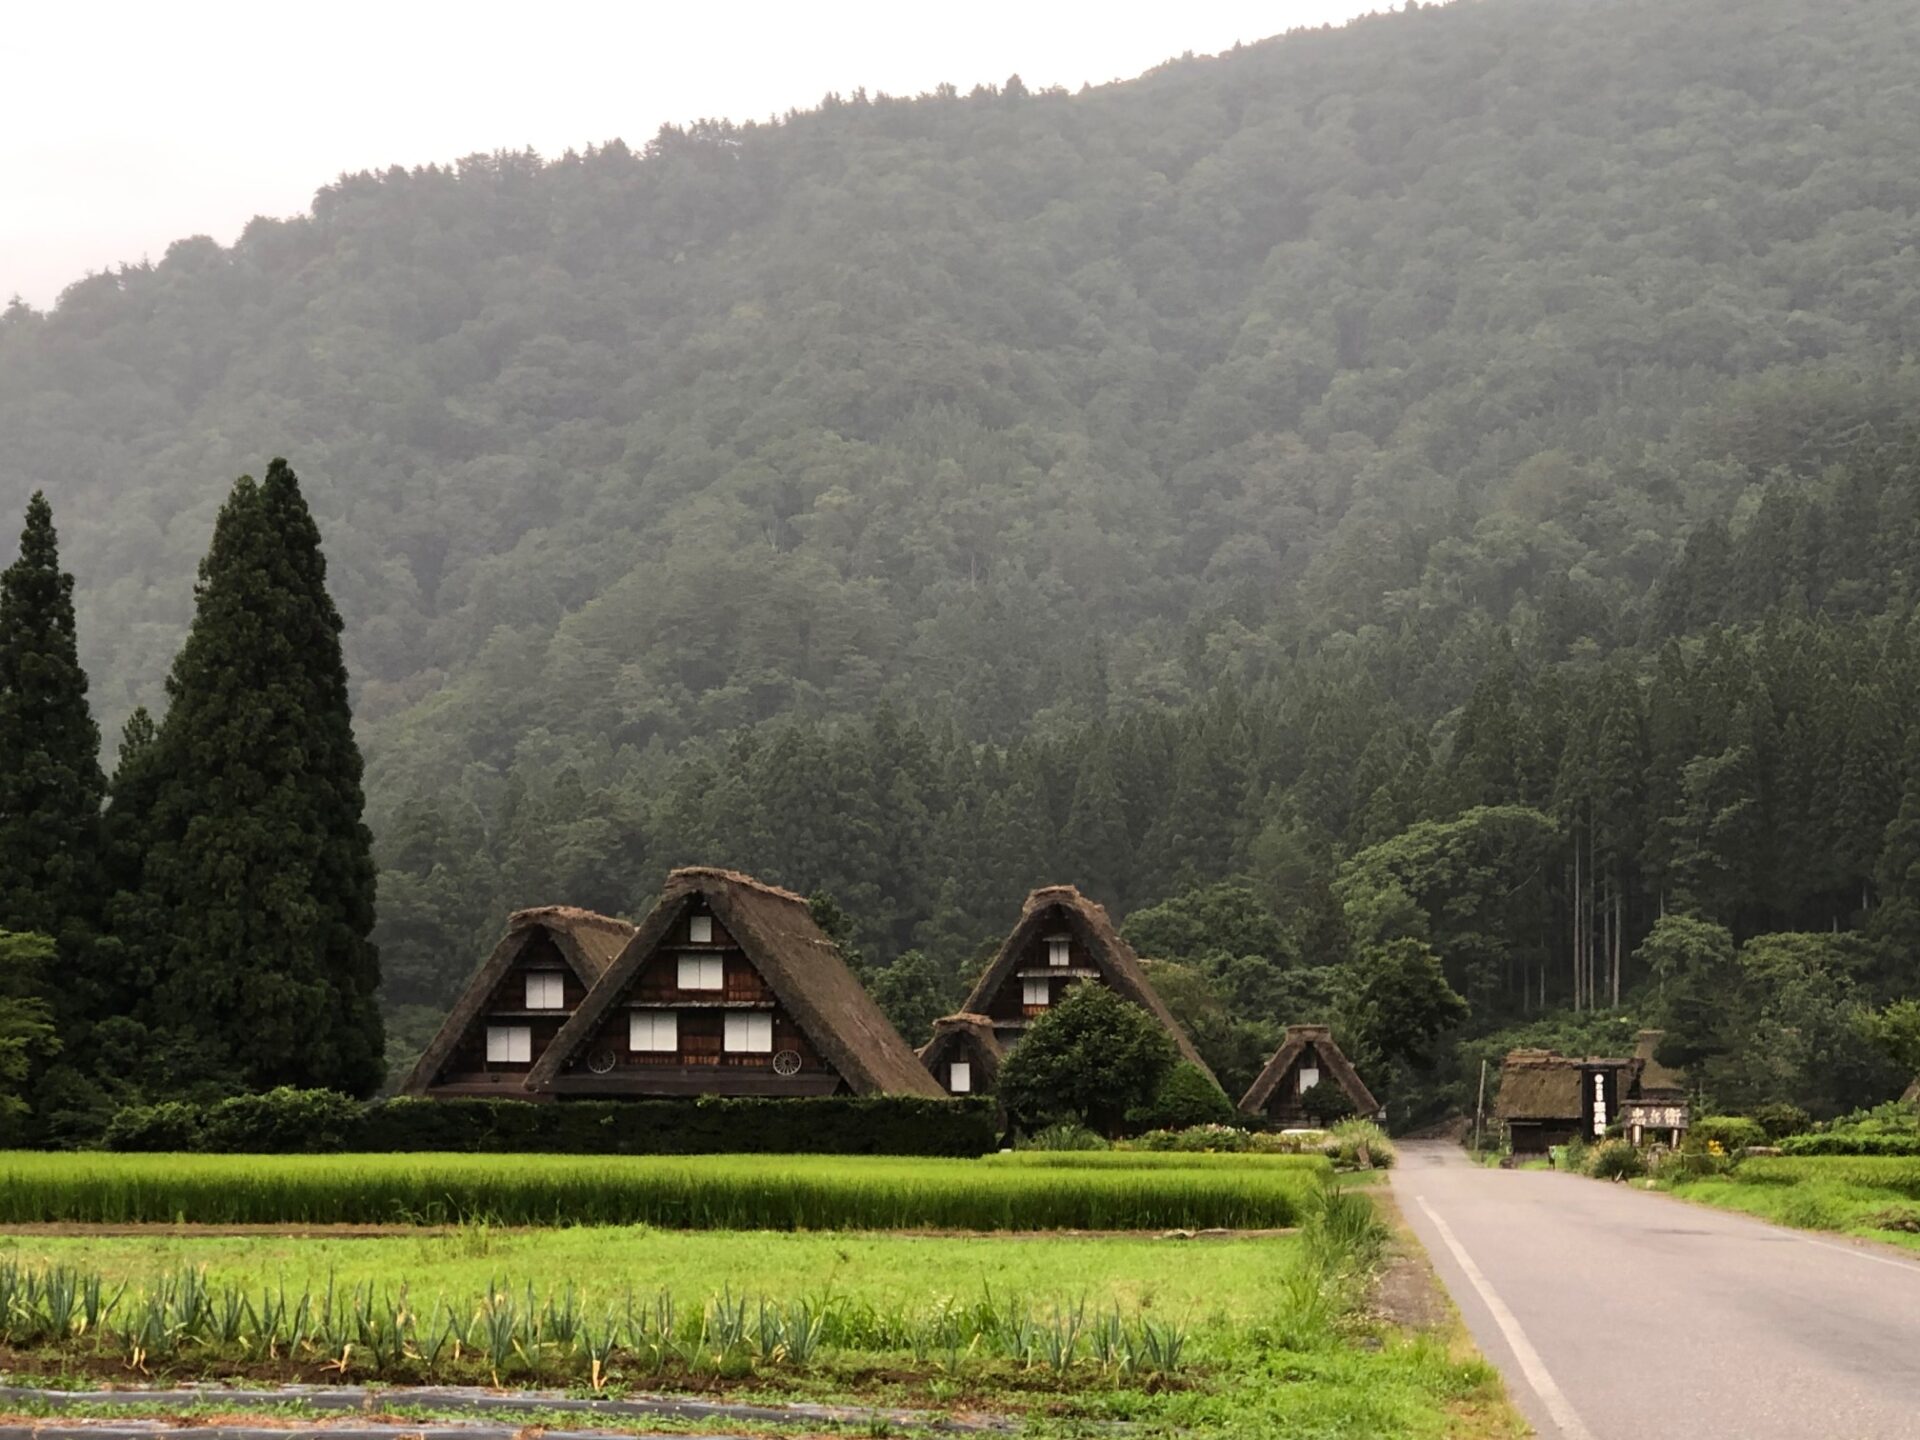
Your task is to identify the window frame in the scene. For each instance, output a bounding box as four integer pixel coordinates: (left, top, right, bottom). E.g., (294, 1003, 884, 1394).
(524, 971, 566, 1010)
(949, 1060, 972, 1093)
(724, 1012, 774, 1054)
(486, 1024, 532, 1064)
(630, 1009, 678, 1053)
(1022, 977, 1051, 1007)
(689, 914, 714, 944)
(678, 955, 724, 990)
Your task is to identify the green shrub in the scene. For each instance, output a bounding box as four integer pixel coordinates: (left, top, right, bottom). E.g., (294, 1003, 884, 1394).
(1125, 1062, 1238, 1133)
(1750, 1102, 1812, 1142)
(1585, 1139, 1646, 1181)
(1299, 1078, 1357, 1127)
(1126, 1124, 1252, 1153)
(1688, 1115, 1767, 1153)
(100, 1101, 206, 1152)
(199, 1088, 363, 1153)
(1020, 1121, 1109, 1151)
(1328, 1118, 1395, 1170)
(1779, 1132, 1920, 1157)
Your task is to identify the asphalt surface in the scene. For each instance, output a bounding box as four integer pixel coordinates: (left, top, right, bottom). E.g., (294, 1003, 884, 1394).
(1392, 1143, 1920, 1439)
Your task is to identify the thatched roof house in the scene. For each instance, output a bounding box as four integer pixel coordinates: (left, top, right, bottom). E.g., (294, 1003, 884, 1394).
(402, 905, 637, 1099)
(526, 867, 943, 1098)
(1494, 1038, 1689, 1153)
(1238, 1025, 1383, 1126)
(921, 885, 1215, 1092)
(917, 1013, 1006, 1097)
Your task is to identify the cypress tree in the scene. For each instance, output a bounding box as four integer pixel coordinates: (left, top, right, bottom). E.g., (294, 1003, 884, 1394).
(0, 493, 105, 958)
(143, 462, 384, 1096)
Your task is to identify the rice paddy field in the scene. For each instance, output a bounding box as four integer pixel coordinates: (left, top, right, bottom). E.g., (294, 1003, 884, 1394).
(0, 1151, 1327, 1230)
(0, 1150, 1519, 1438)
(1662, 1154, 1920, 1248)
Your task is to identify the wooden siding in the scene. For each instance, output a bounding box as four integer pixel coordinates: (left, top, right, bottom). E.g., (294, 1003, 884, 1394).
(434, 933, 593, 1083)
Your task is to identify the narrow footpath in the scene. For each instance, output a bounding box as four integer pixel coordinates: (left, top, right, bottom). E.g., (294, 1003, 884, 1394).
(1392, 1142, 1920, 1439)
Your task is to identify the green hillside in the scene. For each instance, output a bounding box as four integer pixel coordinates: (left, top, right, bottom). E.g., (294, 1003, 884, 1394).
(6, 0, 1920, 1104)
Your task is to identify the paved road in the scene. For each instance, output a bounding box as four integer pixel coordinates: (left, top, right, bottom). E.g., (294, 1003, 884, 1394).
(1392, 1143, 1920, 1440)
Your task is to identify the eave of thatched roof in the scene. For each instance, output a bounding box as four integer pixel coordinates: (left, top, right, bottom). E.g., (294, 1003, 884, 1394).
(526, 866, 943, 1097)
(1237, 1024, 1382, 1118)
(400, 905, 637, 1097)
(957, 885, 1217, 1082)
(919, 1012, 1007, 1088)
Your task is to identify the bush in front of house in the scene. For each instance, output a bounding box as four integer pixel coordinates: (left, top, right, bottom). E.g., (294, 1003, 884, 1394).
(104, 1091, 1000, 1156)
(1018, 1120, 1110, 1151)
(1299, 1077, 1357, 1127)
(1329, 1117, 1396, 1170)
(1125, 1062, 1240, 1133)
(1750, 1102, 1812, 1141)
(1585, 1138, 1647, 1180)
(1687, 1115, 1768, 1154)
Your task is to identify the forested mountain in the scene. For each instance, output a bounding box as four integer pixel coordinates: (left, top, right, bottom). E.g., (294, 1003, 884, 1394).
(7, 0, 1920, 1108)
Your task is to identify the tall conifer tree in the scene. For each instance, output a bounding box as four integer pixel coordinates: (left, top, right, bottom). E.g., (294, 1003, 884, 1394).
(0, 494, 105, 955)
(143, 462, 384, 1095)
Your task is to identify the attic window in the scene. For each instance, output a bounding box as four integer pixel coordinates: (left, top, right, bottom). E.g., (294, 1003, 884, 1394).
(525, 972, 565, 1009)
(679, 955, 724, 990)
(1022, 978, 1050, 1006)
(1045, 934, 1071, 967)
(689, 914, 714, 944)
(724, 1013, 773, 1053)
(1298, 1065, 1321, 1094)
(631, 1010, 678, 1053)
(949, 1061, 972, 1093)
(486, 1025, 531, 1064)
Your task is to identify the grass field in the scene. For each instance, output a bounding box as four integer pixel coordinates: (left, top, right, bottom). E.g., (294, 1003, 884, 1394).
(0, 1150, 1519, 1436)
(0, 1152, 1322, 1230)
(1662, 1155, 1920, 1249)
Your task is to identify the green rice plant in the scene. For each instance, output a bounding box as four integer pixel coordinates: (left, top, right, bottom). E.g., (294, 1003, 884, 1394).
(0, 1151, 1322, 1231)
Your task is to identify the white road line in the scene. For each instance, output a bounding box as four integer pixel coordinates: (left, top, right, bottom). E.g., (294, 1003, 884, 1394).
(1415, 1194, 1597, 1440)
(1800, 1234, 1920, 1273)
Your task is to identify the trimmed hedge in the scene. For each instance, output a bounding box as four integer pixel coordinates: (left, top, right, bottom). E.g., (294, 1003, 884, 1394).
(1687, 1115, 1767, 1153)
(1779, 1132, 1920, 1157)
(104, 1089, 998, 1157)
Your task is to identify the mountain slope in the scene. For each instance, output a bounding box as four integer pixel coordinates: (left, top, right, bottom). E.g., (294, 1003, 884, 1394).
(4, 0, 1919, 811)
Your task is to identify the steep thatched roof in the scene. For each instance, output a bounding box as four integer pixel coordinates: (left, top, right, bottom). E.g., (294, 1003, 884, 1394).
(1492, 1050, 1586, 1120)
(400, 905, 637, 1096)
(959, 885, 1216, 1081)
(1238, 1025, 1382, 1119)
(1633, 1030, 1687, 1097)
(527, 867, 943, 1096)
(919, 1013, 1008, 1088)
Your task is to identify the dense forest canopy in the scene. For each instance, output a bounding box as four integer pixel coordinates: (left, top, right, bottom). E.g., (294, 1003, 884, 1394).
(7, 0, 1920, 1109)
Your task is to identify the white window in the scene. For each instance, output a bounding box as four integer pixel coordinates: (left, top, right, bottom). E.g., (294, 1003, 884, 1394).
(949, 1061, 972, 1093)
(678, 955, 724, 990)
(1298, 1065, 1321, 1094)
(689, 914, 714, 944)
(486, 1025, 531, 1063)
(1022, 978, 1051, 1006)
(525, 972, 565, 1009)
(724, 1013, 773, 1053)
(1046, 935, 1071, 967)
(630, 1010, 678, 1053)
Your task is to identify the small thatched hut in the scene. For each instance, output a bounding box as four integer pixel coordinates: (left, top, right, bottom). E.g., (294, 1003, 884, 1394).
(917, 1013, 1005, 1096)
(1238, 1025, 1383, 1127)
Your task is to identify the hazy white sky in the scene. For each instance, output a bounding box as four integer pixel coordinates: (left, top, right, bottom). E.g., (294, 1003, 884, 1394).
(3, 1, 1395, 310)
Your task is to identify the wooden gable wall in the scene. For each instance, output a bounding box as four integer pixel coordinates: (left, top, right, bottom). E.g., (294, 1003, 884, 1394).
(436, 931, 594, 1091)
(547, 897, 841, 1097)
